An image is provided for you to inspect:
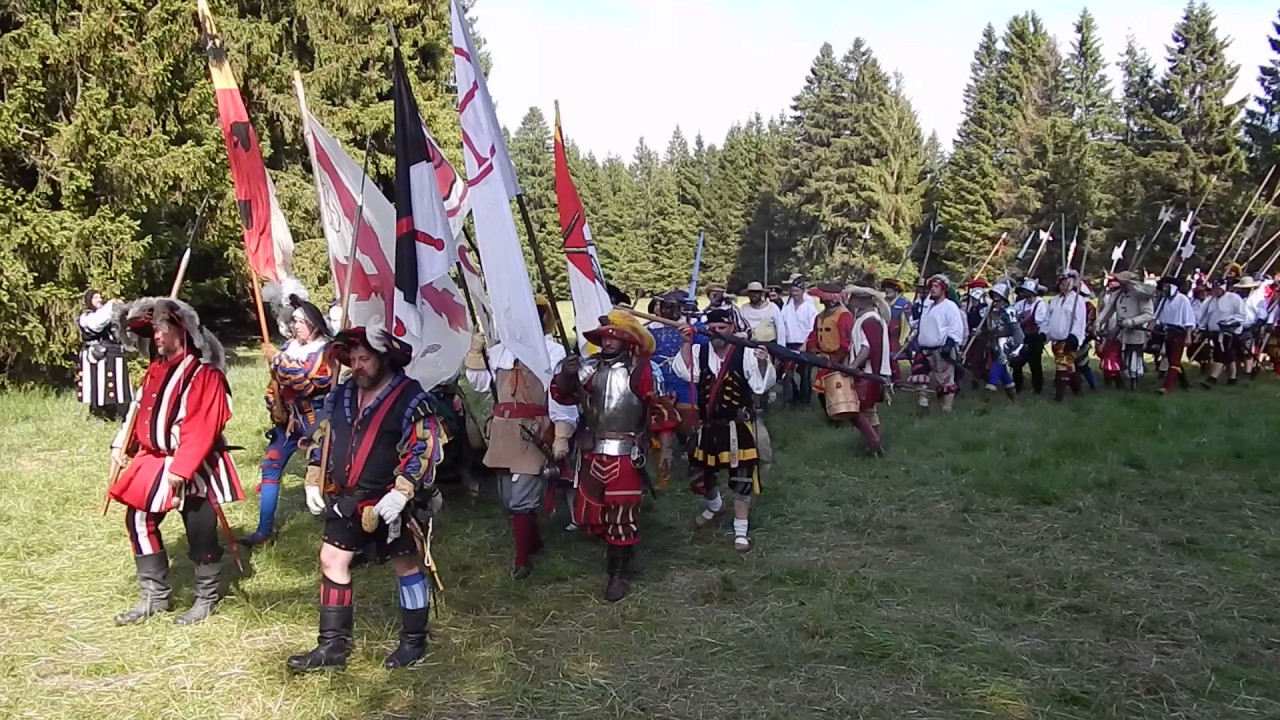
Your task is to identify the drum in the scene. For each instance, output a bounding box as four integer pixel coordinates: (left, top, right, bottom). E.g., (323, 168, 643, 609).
(822, 373, 859, 419)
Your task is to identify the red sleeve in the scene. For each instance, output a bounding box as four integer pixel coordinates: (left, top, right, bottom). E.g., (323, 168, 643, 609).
(169, 367, 232, 480)
(638, 364, 679, 434)
(864, 317, 885, 369)
(837, 311, 854, 354)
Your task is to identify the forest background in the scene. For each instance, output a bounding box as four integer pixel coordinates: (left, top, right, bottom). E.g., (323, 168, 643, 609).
(3, 0, 1280, 382)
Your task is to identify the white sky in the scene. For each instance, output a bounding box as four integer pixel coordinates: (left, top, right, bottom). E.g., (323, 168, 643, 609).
(475, 0, 1273, 158)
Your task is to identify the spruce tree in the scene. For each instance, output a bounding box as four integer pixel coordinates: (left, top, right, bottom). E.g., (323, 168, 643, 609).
(1153, 1, 1246, 268)
(1244, 10, 1280, 177)
(937, 24, 1002, 276)
(509, 106, 566, 294)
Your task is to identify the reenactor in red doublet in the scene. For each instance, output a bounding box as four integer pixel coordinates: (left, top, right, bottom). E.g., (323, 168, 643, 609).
(107, 298, 243, 627)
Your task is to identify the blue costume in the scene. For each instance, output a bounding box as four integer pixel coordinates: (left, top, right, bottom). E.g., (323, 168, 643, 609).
(650, 323, 706, 406)
(241, 336, 333, 543)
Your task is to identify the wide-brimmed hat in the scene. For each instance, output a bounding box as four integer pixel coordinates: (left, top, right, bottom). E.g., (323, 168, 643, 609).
(582, 309, 656, 356)
(880, 278, 904, 292)
(1234, 276, 1260, 290)
(808, 282, 845, 301)
(1113, 271, 1136, 285)
(331, 316, 412, 370)
(745, 281, 765, 293)
(705, 282, 727, 294)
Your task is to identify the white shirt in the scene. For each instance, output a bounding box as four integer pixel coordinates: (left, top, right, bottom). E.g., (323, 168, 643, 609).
(739, 301, 783, 339)
(917, 298, 965, 348)
(1155, 292, 1197, 329)
(1045, 292, 1087, 342)
(465, 334, 578, 424)
(1012, 297, 1048, 332)
(778, 296, 819, 346)
(670, 343, 777, 394)
(78, 300, 118, 333)
(1198, 292, 1248, 334)
(852, 312, 891, 376)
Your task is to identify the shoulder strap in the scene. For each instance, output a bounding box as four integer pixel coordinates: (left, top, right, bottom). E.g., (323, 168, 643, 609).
(344, 378, 413, 489)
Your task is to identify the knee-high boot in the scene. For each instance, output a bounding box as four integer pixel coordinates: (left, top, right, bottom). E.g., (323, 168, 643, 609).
(114, 552, 172, 625)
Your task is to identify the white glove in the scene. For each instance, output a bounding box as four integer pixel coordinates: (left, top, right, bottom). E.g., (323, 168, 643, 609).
(427, 487, 443, 515)
(374, 489, 409, 524)
(304, 485, 326, 516)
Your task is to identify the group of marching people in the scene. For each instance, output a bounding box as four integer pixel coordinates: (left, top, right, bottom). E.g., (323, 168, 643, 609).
(87, 258, 1280, 675)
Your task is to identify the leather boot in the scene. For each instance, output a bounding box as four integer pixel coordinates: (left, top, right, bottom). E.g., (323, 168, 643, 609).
(174, 562, 221, 625)
(114, 552, 172, 625)
(384, 607, 430, 669)
(604, 544, 631, 603)
(287, 605, 354, 672)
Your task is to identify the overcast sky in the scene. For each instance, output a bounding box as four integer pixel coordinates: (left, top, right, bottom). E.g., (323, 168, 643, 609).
(474, 0, 1273, 159)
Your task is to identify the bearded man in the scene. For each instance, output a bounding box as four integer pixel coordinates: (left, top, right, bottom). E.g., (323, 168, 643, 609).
(288, 322, 445, 672)
(909, 274, 966, 413)
(672, 309, 777, 552)
(551, 311, 678, 602)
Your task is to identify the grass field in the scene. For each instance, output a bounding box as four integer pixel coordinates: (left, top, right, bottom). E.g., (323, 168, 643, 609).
(2, 353, 1279, 719)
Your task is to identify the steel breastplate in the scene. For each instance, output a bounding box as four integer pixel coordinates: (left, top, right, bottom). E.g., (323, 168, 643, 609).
(583, 355, 645, 455)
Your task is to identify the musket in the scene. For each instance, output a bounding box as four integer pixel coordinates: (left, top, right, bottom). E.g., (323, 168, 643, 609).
(101, 194, 212, 517)
(618, 306, 890, 385)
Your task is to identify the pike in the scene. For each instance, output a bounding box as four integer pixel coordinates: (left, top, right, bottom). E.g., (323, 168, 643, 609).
(1162, 212, 1196, 278)
(1230, 217, 1262, 269)
(894, 231, 922, 279)
(1066, 225, 1080, 270)
(1060, 213, 1068, 270)
(619, 306, 890, 385)
(1173, 230, 1196, 278)
(1016, 231, 1034, 260)
(969, 232, 1007, 281)
(1208, 165, 1276, 278)
(1077, 227, 1090, 274)
(1026, 228, 1051, 277)
(1132, 204, 1176, 270)
(1110, 238, 1130, 274)
(688, 230, 705, 302)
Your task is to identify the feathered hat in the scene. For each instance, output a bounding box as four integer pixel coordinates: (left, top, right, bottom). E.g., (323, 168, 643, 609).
(262, 277, 310, 338)
(845, 283, 891, 322)
(582, 309, 656, 356)
(330, 315, 412, 369)
(114, 297, 226, 371)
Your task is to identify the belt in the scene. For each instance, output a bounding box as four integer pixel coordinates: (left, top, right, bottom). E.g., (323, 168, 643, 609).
(493, 402, 548, 420)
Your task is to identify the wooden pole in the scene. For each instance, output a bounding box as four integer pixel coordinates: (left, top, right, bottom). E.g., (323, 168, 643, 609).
(1208, 164, 1276, 278)
(515, 193, 572, 351)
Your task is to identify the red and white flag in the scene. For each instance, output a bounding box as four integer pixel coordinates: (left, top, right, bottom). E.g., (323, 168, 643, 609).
(196, 0, 293, 284)
(554, 104, 611, 353)
(302, 112, 470, 389)
(451, 0, 553, 384)
(423, 126, 471, 241)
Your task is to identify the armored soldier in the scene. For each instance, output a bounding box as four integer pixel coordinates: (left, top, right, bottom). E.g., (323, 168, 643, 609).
(552, 311, 678, 602)
(984, 281, 1024, 400)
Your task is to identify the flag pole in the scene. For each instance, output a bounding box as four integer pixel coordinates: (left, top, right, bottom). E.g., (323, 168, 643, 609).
(1208, 164, 1275, 278)
(763, 230, 769, 285)
(515, 194, 572, 351)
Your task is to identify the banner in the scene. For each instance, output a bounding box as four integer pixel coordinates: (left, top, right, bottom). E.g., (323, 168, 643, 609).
(554, 105, 611, 353)
(451, 0, 553, 384)
(424, 126, 471, 241)
(303, 114, 470, 389)
(391, 41, 457, 350)
(196, 0, 293, 284)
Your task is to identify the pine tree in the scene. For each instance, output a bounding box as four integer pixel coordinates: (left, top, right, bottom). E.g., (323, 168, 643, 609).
(1244, 10, 1280, 177)
(1152, 1, 1246, 268)
(779, 43, 851, 266)
(852, 74, 927, 274)
(937, 24, 1002, 276)
(508, 106, 565, 294)
(1053, 8, 1120, 269)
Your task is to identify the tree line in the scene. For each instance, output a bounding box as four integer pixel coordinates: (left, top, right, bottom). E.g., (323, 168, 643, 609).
(2, 1, 1278, 382)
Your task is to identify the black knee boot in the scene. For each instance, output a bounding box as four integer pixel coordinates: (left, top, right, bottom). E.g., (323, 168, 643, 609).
(175, 562, 221, 625)
(384, 607, 430, 669)
(287, 605, 354, 672)
(604, 544, 632, 603)
(114, 552, 172, 625)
